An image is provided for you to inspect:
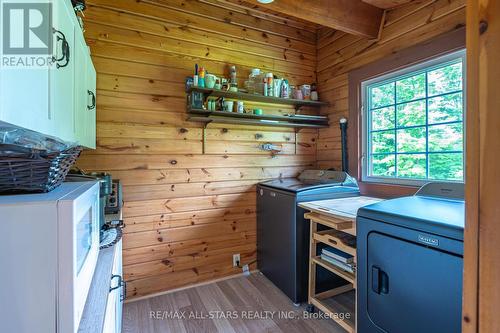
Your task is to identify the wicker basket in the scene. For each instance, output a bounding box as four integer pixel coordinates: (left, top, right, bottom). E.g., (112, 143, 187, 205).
(0, 144, 82, 194)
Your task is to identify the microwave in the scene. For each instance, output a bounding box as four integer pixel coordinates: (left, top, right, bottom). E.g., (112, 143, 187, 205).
(0, 181, 100, 333)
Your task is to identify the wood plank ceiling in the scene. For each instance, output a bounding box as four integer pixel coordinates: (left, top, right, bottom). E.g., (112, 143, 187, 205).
(362, 0, 413, 9)
(220, 0, 322, 28)
(242, 0, 384, 38)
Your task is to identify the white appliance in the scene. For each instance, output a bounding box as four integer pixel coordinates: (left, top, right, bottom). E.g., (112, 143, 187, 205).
(0, 182, 100, 333)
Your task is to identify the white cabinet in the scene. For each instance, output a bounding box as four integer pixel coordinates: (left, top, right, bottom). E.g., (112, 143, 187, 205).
(103, 240, 123, 333)
(0, 0, 96, 148)
(85, 56, 97, 149)
(50, 0, 76, 142)
(74, 31, 96, 149)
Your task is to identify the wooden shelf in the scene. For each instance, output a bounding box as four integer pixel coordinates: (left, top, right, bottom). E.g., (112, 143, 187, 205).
(187, 109, 329, 129)
(189, 108, 328, 123)
(313, 230, 356, 258)
(312, 256, 356, 284)
(187, 86, 329, 108)
(305, 212, 354, 231)
(310, 290, 356, 333)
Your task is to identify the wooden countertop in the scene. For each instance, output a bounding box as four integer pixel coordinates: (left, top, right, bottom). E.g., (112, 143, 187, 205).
(299, 196, 383, 221)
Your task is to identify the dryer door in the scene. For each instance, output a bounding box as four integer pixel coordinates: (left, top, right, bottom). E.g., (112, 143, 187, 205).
(366, 232, 462, 333)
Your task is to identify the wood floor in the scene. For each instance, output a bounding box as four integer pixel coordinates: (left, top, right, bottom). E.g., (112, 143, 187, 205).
(123, 272, 349, 333)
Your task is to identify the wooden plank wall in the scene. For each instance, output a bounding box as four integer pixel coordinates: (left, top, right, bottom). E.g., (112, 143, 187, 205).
(316, 0, 466, 170)
(76, 0, 319, 299)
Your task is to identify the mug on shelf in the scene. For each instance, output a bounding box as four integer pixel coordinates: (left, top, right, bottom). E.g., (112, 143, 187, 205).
(205, 74, 217, 89)
(223, 100, 235, 112)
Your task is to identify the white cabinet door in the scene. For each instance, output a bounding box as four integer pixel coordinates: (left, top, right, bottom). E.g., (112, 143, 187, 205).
(74, 29, 96, 149)
(50, 0, 76, 142)
(73, 31, 88, 147)
(84, 51, 96, 149)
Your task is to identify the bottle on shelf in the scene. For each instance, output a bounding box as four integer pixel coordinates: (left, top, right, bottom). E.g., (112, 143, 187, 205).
(266, 73, 273, 97)
(281, 79, 289, 98)
(193, 64, 199, 87)
(198, 66, 206, 88)
(230, 65, 237, 86)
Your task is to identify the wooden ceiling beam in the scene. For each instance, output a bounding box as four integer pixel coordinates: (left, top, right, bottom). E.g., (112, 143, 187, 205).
(246, 0, 384, 39)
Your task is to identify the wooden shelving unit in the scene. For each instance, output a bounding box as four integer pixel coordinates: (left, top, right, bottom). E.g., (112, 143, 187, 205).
(300, 197, 384, 333)
(307, 213, 357, 333)
(186, 87, 330, 129)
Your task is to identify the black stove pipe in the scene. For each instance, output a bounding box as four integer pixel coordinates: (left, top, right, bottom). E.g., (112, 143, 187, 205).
(339, 118, 348, 173)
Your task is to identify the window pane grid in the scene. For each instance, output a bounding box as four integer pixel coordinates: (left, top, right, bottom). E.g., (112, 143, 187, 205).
(366, 55, 464, 182)
(372, 151, 463, 156)
(370, 120, 463, 133)
(370, 89, 462, 114)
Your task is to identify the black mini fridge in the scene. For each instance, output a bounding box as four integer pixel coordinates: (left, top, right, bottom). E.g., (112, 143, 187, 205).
(356, 183, 465, 333)
(257, 171, 359, 304)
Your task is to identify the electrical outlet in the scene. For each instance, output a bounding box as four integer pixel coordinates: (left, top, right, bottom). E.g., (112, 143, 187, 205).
(233, 254, 240, 267)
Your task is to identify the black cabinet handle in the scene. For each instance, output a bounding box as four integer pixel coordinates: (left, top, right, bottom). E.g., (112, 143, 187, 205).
(52, 28, 70, 68)
(110, 274, 122, 292)
(372, 266, 389, 294)
(87, 90, 96, 110)
(110, 274, 127, 302)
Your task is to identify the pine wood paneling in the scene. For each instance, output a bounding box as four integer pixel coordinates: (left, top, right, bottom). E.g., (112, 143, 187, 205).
(316, 0, 465, 171)
(79, 0, 318, 299)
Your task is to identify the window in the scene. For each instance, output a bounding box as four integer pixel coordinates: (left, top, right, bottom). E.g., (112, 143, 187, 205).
(362, 51, 465, 185)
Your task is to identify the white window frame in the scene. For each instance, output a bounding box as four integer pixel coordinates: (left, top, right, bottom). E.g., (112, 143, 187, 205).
(361, 49, 466, 186)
